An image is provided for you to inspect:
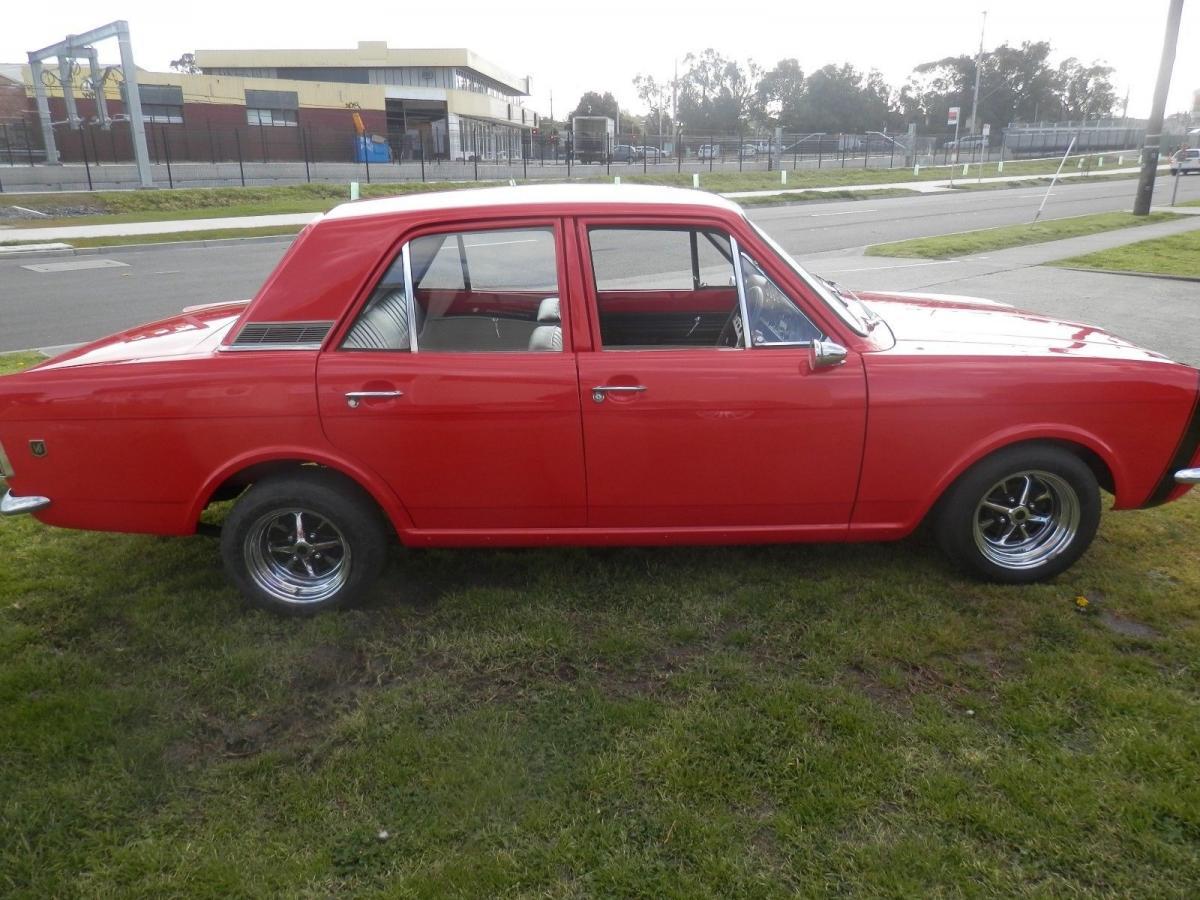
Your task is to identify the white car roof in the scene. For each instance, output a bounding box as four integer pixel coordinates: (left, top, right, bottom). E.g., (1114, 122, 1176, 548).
(323, 183, 743, 222)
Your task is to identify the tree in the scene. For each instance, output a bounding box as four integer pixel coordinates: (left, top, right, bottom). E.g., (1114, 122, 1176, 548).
(757, 59, 805, 128)
(1055, 58, 1117, 119)
(571, 91, 618, 119)
(793, 64, 891, 133)
(169, 52, 199, 75)
(675, 50, 764, 134)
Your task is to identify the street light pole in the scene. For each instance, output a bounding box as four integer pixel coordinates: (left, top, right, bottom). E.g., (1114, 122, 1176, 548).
(968, 11, 987, 137)
(1133, 0, 1185, 215)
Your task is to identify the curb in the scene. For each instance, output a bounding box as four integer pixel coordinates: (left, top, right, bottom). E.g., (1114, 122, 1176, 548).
(0, 232, 300, 260)
(1049, 265, 1200, 284)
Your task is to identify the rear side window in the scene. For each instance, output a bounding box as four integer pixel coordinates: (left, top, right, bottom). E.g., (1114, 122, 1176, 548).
(343, 226, 562, 353)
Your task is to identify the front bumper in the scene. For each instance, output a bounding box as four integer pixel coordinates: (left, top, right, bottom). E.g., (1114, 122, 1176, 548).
(1, 490, 51, 516)
(1176, 468, 1200, 485)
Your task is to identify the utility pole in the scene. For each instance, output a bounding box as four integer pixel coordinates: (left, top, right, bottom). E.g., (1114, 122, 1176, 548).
(968, 11, 987, 136)
(1134, 0, 1185, 215)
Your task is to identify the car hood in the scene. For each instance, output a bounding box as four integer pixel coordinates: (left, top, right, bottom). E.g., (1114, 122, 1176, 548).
(856, 290, 1173, 363)
(30, 301, 251, 371)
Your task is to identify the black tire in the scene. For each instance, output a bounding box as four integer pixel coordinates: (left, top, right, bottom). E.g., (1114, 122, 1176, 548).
(934, 444, 1100, 584)
(220, 470, 389, 615)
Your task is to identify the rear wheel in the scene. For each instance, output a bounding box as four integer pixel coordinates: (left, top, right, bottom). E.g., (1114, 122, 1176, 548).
(935, 445, 1100, 583)
(220, 471, 389, 615)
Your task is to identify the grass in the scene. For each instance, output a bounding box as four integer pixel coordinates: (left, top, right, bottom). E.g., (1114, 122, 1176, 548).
(3, 361, 1200, 895)
(866, 211, 1181, 259)
(0, 352, 45, 374)
(1052, 229, 1200, 279)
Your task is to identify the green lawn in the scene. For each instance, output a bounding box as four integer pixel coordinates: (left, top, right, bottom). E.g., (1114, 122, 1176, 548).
(3, 350, 1199, 895)
(1053, 229, 1200, 279)
(867, 212, 1180, 259)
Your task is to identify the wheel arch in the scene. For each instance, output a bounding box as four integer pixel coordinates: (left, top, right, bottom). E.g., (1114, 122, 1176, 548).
(919, 428, 1122, 527)
(188, 448, 414, 540)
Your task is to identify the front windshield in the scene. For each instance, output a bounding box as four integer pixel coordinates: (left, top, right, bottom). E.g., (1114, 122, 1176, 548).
(749, 221, 871, 336)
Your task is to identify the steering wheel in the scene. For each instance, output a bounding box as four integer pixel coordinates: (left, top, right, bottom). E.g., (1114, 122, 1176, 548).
(717, 306, 743, 347)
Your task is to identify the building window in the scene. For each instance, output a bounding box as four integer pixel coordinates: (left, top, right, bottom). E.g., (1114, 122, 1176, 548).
(246, 108, 298, 127)
(138, 85, 184, 124)
(142, 103, 183, 124)
(245, 89, 299, 127)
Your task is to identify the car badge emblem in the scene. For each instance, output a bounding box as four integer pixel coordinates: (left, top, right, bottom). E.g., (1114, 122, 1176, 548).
(29, 440, 47, 458)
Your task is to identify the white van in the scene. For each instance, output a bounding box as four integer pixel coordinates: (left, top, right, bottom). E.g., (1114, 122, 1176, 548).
(1169, 148, 1200, 176)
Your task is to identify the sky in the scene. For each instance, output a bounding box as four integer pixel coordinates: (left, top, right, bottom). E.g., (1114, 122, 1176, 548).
(6, 0, 1198, 123)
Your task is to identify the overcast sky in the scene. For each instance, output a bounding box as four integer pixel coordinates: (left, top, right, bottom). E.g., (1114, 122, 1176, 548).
(7, 0, 1198, 123)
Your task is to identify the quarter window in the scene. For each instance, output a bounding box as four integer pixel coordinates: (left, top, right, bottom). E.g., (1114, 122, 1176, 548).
(737, 251, 823, 346)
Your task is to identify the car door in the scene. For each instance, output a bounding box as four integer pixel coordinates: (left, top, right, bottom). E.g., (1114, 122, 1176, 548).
(574, 218, 867, 531)
(317, 220, 586, 530)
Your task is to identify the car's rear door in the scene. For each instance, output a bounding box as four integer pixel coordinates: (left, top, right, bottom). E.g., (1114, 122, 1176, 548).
(573, 217, 868, 531)
(318, 219, 586, 530)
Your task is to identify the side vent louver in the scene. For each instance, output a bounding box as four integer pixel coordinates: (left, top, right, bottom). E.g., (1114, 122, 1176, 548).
(232, 321, 333, 348)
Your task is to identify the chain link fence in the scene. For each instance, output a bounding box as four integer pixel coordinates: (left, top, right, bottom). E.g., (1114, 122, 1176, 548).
(0, 112, 1147, 193)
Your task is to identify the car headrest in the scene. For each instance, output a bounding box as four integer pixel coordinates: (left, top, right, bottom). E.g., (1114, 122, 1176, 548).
(537, 297, 561, 324)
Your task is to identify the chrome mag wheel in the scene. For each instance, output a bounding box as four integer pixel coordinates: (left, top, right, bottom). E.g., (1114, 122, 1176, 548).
(972, 470, 1080, 571)
(244, 508, 351, 605)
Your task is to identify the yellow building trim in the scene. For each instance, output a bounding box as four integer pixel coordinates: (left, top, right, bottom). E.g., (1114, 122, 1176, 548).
(20, 67, 387, 111)
(194, 43, 530, 96)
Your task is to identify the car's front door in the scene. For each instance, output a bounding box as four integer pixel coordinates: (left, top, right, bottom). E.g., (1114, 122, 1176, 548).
(574, 220, 867, 531)
(318, 221, 586, 530)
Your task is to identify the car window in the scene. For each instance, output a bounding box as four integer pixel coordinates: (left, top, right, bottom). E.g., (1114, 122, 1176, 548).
(738, 251, 823, 347)
(588, 227, 740, 349)
(343, 226, 562, 353)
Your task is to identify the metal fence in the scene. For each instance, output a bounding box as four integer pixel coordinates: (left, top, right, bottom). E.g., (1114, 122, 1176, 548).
(0, 114, 1147, 194)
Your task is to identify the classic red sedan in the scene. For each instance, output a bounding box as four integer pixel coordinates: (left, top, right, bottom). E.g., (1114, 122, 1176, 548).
(2, 185, 1198, 614)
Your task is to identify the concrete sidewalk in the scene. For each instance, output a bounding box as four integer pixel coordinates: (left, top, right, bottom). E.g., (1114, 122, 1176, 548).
(0, 212, 320, 245)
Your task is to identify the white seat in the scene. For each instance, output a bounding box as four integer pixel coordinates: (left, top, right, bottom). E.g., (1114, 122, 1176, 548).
(528, 325, 562, 351)
(536, 297, 561, 323)
(343, 289, 410, 350)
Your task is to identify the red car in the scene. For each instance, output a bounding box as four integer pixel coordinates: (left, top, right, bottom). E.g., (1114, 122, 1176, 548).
(2, 185, 1198, 614)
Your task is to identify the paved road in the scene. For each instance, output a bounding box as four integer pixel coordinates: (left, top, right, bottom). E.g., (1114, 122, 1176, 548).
(2, 176, 1198, 353)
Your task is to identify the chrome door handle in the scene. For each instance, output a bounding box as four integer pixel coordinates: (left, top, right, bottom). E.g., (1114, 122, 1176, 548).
(591, 385, 647, 403)
(345, 390, 404, 408)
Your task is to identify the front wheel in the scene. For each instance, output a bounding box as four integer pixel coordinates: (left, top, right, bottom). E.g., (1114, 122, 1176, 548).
(220, 471, 389, 615)
(935, 445, 1101, 583)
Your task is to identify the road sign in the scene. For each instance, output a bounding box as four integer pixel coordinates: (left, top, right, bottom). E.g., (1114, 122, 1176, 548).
(948, 107, 960, 126)
(982, 123, 991, 138)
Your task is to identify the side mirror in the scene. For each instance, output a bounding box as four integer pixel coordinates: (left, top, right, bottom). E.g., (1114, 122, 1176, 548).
(811, 338, 848, 369)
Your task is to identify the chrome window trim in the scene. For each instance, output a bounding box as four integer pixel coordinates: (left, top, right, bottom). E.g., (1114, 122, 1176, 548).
(729, 236, 752, 350)
(0, 440, 12, 478)
(219, 343, 323, 353)
(402, 241, 419, 353)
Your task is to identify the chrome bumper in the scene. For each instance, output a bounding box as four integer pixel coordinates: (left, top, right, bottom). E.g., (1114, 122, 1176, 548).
(1176, 468, 1200, 485)
(0, 490, 51, 516)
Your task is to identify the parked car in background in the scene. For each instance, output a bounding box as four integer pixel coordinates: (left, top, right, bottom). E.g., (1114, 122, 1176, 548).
(3, 185, 1198, 615)
(698, 144, 722, 160)
(740, 144, 759, 158)
(1169, 148, 1200, 175)
(636, 146, 666, 161)
(612, 144, 637, 163)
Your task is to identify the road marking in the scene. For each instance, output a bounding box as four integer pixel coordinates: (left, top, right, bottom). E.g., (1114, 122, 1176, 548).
(809, 210, 876, 217)
(153, 270, 183, 275)
(20, 258, 130, 273)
